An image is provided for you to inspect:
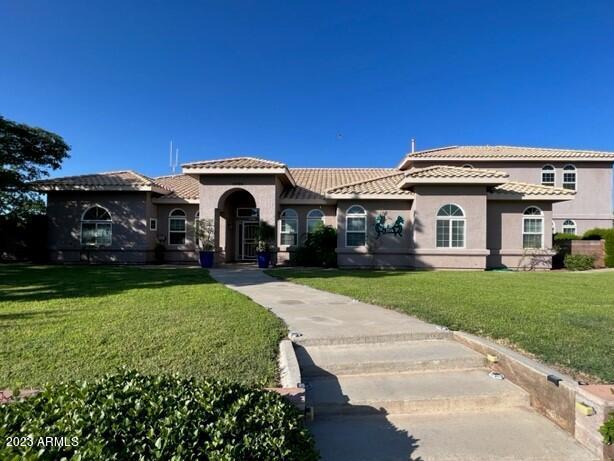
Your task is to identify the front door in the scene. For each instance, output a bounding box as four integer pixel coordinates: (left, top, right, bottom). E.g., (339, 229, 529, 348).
(240, 221, 258, 260)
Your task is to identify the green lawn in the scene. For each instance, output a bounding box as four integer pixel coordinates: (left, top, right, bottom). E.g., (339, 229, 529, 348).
(0, 266, 286, 389)
(266, 269, 614, 382)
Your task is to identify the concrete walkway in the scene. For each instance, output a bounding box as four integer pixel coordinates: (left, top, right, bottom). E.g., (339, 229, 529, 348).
(209, 266, 595, 461)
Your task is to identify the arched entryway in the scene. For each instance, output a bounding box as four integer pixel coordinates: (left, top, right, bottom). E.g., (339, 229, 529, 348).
(217, 188, 259, 262)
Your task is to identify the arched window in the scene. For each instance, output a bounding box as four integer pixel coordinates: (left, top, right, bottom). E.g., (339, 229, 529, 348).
(562, 165, 576, 190)
(462, 164, 474, 169)
(541, 165, 555, 187)
(346, 205, 367, 247)
(306, 209, 325, 235)
(81, 206, 112, 246)
(562, 219, 577, 235)
(280, 209, 298, 246)
(436, 204, 465, 248)
(523, 207, 544, 249)
(168, 209, 186, 245)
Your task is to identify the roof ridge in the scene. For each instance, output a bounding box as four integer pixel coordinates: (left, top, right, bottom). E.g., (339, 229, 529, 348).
(405, 146, 460, 156)
(154, 173, 188, 179)
(459, 145, 614, 154)
(326, 171, 405, 193)
(182, 156, 286, 167)
(407, 165, 509, 175)
(290, 167, 396, 171)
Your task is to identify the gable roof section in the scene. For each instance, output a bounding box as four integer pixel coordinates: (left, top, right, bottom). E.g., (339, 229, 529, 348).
(280, 168, 398, 202)
(326, 172, 414, 199)
(153, 174, 200, 203)
(398, 165, 509, 187)
(32, 170, 171, 194)
(488, 181, 575, 201)
(399, 145, 614, 169)
(182, 156, 296, 186)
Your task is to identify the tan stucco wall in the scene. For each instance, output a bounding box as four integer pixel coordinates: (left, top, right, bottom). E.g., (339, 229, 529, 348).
(486, 200, 554, 269)
(46, 191, 153, 263)
(335, 199, 414, 268)
(156, 204, 199, 263)
(411, 160, 613, 234)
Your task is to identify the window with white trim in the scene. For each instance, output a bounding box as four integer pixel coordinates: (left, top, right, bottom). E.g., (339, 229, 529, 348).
(436, 204, 465, 248)
(523, 206, 544, 249)
(81, 206, 112, 246)
(562, 219, 577, 235)
(562, 165, 576, 190)
(346, 205, 367, 247)
(149, 218, 157, 231)
(541, 165, 555, 186)
(280, 209, 298, 246)
(306, 209, 325, 235)
(168, 209, 186, 245)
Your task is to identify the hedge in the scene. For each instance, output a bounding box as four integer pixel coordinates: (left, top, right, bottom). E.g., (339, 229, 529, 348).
(583, 228, 614, 268)
(553, 232, 580, 242)
(564, 254, 595, 271)
(0, 369, 318, 460)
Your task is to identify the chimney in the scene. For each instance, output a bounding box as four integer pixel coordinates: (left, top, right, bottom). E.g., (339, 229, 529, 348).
(411, 138, 416, 153)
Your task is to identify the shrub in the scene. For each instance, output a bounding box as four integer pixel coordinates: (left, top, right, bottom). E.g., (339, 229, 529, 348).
(291, 225, 337, 267)
(601, 414, 614, 445)
(553, 232, 580, 242)
(154, 242, 165, 264)
(583, 228, 614, 268)
(564, 254, 595, 271)
(0, 369, 318, 461)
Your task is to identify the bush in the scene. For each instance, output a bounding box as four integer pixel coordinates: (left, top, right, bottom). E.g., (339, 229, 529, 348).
(0, 369, 318, 461)
(583, 228, 614, 268)
(154, 242, 165, 264)
(291, 225, 337, 267)
(553, 232, 580, 242)
(564, 254, 595, 271)
(601, 414, 614, 445)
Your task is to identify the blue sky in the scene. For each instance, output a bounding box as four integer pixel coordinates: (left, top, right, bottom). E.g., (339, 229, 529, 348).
(2, 1, 614, 178)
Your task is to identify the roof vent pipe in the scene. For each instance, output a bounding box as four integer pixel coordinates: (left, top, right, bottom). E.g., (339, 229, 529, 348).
(411, 138, 416, 153)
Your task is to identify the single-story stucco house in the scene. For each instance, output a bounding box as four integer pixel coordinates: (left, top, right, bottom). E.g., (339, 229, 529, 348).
(34, 145, 614, 269)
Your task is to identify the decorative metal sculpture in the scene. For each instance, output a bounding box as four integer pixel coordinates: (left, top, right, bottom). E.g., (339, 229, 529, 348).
(375, 214, 404, 238)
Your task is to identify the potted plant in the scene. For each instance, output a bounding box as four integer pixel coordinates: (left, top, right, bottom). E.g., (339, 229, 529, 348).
(255, 221, 276, 269)
(195, 218, 215, 268)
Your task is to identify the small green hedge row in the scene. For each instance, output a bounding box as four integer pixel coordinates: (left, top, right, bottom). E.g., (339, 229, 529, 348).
(0, 369, 318, 461)
(601, 414, 614, 445)
(583, 228, 614, 268)
(290, 225, 337, 267)
(564, 254, 595, 271)
(553, 232, 580, 242)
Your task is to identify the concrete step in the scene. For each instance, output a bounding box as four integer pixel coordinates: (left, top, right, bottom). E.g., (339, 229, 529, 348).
(309, 407, 597, 461)
(294, 330, 452, 347)
(297, 340, 486, 377)
(306, 368, 529, 415)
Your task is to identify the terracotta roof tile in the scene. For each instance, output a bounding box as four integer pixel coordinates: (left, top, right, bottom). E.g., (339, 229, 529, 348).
(182, 156, 286, 169)
(153, 174, 200, 201)
(403, 165, 509, 179)
(281, 168, 397, 200)
(402, 145, 614, 162)
(326, 172, 413, 196)
(490, 181, 575, 197)
(33, 171, 167, 190)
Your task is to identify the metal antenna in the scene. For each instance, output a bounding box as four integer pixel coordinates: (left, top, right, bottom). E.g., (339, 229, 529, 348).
(169, 140, 173, 172)
(174, 148, 179, 173)
(411, 138, 416, 153)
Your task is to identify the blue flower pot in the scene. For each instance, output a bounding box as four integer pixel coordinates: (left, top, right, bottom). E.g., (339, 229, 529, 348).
(199, 251, 215, 268)
(257, 251, 271, 269)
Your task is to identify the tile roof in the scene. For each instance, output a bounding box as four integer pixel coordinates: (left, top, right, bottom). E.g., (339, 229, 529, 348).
(182, 156, 286, 170)
(490, 181, 575, 197)
(400, 145, 614, 166)
(403, 165, 509, 179)
(281, 168, 397, 200)
(153, 174, 200, 201)
(326, 172, 414, 197)
(33, 171, 169, 192)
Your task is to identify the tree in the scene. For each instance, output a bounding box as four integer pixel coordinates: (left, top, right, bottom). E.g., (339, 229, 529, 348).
(0, 115, 70, 220)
